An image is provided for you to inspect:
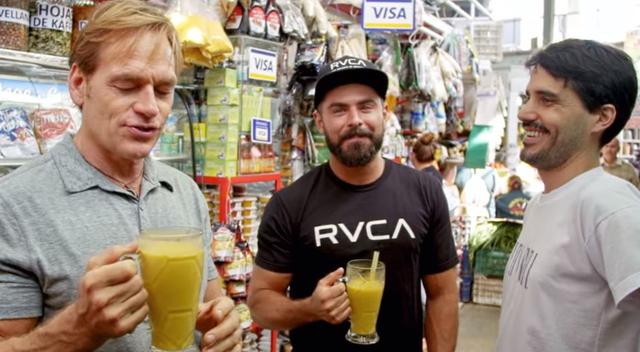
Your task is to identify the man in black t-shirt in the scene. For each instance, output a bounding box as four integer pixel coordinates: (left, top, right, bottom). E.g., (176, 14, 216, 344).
(248, 56, 459, 352)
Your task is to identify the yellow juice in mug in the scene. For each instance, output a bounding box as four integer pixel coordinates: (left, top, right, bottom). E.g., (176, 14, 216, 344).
(139, 230, 204, 351)
(347, 277, 384, 335)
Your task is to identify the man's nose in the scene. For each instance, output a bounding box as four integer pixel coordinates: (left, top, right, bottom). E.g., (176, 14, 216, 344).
(346, 106, 364, 126)
(133, 86, 160, 118)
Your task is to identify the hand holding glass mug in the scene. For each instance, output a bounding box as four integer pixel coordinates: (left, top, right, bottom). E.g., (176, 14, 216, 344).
(343, 252, 385, 345)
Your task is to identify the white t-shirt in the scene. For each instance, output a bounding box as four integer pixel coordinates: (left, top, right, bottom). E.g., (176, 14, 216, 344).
(497, 167, 640, 352)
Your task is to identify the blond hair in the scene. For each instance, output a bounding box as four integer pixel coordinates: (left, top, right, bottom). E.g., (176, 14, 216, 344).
(70, 0, 182, 75)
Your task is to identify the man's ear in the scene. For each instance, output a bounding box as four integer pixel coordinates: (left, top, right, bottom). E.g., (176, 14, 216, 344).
(591, 104, 616, 134)
(68, 63, 87, 109)
(313, 109, 324, 133)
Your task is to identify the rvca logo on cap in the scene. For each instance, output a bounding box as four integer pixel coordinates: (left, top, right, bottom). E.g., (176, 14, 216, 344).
(329, 57, 368, 72)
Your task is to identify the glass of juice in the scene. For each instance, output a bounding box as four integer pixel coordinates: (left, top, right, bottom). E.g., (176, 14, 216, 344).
(345, 259, 385, 345)
(139, 227, 204, 352)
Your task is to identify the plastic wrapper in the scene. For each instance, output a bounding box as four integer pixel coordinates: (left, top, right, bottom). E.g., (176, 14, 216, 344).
(226, 280, 247, 298)
(222, 246, 246, 280)
(279, 0, 308, 39)
(211, 225, 235, 262)
(168, 0, 232, 68)
(30, 108, 77, 154)
(0, 106, 39, 158)
(234, 303, 253, 330)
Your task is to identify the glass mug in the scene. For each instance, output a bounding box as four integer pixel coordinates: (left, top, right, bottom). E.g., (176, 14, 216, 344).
(344, 259, 385, 345)
(138, 227, 204, 352)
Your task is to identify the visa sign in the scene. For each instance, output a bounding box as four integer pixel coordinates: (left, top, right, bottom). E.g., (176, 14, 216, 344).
(362, 0, 415, 32)
(248, 48, 277, 83)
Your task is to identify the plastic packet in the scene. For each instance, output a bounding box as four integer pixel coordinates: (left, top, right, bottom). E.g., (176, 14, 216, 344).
(0, 107, 39, 158)
(212, 225, 235, 262)
(30, 108, 77, 154)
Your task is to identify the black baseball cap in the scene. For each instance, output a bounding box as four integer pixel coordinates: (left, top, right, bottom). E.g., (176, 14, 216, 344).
(313, 56, 389, 109)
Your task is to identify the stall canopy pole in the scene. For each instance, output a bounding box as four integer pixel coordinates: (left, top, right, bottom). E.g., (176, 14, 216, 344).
(469, 0, 494, 20)
(543, 0, 555, 45)
(443, 0, 472, 20)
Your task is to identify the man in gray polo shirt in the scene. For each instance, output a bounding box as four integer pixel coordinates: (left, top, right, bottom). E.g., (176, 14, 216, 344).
(0, 1, 241, 351)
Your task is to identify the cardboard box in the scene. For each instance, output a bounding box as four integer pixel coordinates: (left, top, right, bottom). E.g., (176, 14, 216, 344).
(204, 160, 237, 177)
(206, 123, 239, 144)
(207, 87, 240, 106)
(205, 68, 237, 88)
(205, 141, 238, 161)
(207, 106, 240, 124)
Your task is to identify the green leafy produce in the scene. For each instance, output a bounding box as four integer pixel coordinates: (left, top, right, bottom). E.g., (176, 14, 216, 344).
(468, 219, 522, 263)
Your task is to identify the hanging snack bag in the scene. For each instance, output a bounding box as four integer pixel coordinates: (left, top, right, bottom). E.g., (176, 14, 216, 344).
(30, 107, 76, 154)
(0, 106, 40, 158)
(212, 225, 235, 262)
(222, 246, 246, 280)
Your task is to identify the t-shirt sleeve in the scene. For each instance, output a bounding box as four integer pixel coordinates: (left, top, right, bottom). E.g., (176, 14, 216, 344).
(202, 208, 218, 281)
(254, 193, 295, 273)
(0, 196, 43, 319)
(588, 204, 640, 311)
(420, 176, 459, 276)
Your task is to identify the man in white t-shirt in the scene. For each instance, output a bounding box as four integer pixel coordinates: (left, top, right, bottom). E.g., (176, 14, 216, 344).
(497, 39, 640, 352)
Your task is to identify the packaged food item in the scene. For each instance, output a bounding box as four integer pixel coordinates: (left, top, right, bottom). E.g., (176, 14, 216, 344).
(226, 279, 246, 298)
(0, 106, 39, 158)
(30, 107, 76, 154)
(234, 303, 253, 330)
(28, 0, 73, 56)
(222, 246, 246, 280)
(211, 225, 235, 262)
(0, 0, 29, 51)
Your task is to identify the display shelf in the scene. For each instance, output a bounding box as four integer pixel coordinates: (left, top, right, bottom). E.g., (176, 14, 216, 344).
(196, 172, 282, 223)
(151, 154, 189, 162)
(0, 157, 36, 167)
(0, 48, 68, 70)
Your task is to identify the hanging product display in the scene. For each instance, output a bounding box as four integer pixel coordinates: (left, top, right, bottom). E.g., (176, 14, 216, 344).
(224, 0, 248, 35)
(248, 0, 265, 37)
(264, 0, 281, 41)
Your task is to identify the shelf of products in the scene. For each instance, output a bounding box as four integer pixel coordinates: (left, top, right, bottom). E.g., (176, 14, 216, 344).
(0, 48, 68, 70)
(197, 172, 282, 223)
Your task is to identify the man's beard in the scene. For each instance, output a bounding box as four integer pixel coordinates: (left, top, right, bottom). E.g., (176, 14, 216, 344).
(325, 126, 383, 167)
(520, 121, 585, 171)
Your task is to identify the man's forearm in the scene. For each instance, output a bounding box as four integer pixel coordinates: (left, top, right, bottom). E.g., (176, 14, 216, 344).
(424, 293, 459, 352)
(0, 305, 103, 352)
(248, 289, 317, 331)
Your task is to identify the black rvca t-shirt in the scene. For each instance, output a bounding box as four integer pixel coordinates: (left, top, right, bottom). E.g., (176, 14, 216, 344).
(255, 159, 458, 352)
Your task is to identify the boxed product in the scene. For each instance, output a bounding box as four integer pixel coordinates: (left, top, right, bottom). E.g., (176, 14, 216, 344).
(207, 105, 240, 124)
(207, 87, 240, 106)
(205, 142, 239, 161)
(204, 159, 237, 177)
(205, 68, 237, 88)
(206, 123, 239, 144)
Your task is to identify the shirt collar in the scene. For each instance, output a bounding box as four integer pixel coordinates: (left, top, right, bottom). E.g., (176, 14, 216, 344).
(51, 134, 174, 194)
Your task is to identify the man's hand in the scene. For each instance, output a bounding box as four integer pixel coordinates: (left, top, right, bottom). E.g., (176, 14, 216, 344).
(197, 296, 242, 352)
(309, 268, 350, 324)
(72, 243, 149, 343)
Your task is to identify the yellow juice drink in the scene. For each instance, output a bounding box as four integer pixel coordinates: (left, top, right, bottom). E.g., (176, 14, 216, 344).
(347, 277, 384, 335)
(140, 238, 204, 350)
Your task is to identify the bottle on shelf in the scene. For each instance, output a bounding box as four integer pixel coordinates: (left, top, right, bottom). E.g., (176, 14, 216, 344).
(265, 0, 281, 42)
(225, 0, 248, 35)
(247, 0, 266, 38)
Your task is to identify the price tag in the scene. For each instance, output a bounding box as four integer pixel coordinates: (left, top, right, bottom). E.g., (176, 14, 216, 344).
(248, 48, 277, 82)
(362, 0, 415, 32)
(251, 118, 272, 144)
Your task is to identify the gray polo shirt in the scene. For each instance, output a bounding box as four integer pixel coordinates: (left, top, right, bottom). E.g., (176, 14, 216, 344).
(0, 135, 216, 351)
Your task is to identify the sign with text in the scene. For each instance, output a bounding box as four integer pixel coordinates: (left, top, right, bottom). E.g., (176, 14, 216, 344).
(251, 117, 272, 144)
(248, 48, 277, 82)
(362, 0, 414, 32)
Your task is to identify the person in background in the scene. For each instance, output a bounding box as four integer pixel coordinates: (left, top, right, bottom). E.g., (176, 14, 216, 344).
(494, 175, 530, 220)
(410, 132, 443, 184)
(497, 39, 640, 351)
(248, 56, 459, 352)
(600, 137, 640, 188)
(0, 1, 240, 351)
